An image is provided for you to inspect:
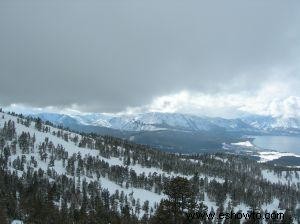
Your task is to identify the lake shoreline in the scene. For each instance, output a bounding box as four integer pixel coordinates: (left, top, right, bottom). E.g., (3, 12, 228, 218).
(247, 135, 300, 166)
(227, 136, 300, 166)
(252, 135, 300, 154)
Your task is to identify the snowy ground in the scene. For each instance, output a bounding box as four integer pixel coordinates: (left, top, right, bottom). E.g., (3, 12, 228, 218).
(231, 141, 253, 147)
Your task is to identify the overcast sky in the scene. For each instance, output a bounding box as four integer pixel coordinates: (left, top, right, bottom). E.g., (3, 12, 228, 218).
(1, 0, 300, 117)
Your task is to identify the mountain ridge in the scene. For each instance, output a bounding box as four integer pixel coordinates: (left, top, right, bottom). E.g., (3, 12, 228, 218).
(33, 111, 300, 134)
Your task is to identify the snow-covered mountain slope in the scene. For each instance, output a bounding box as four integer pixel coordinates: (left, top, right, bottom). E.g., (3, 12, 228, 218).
(0, 112, 230, 216)
(241, 115, 300, 134)
(1, 111, 300, 222)
(33, 111, 300, 135)
(0, 112, 168, 212)
(35, 112, 258, 133)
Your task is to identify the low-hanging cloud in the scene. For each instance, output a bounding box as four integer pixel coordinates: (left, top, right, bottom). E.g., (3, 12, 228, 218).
(0, 0, 300, 115)
(122, 82, 300, 118)
(6, 82, 300, 118)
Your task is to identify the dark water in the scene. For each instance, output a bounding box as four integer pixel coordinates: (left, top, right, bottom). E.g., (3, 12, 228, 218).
(253, 135, 300, 154)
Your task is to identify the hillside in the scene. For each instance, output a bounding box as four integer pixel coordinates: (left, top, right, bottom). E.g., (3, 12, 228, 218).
(0, 111, 300, 223)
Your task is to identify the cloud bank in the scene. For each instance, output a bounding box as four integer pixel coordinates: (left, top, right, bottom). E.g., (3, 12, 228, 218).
(0, 0, 300, 117)
(120, 82, 300, 118)
(4, 81, 300, 119)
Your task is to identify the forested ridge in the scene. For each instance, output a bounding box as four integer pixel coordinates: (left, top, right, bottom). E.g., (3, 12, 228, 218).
(0, 110, 299, 223)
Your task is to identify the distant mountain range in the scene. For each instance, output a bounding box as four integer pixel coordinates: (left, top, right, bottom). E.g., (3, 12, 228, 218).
(30, 112, 300, 152)
(34, 112, 300, 134)
(241, 115, 300, 134)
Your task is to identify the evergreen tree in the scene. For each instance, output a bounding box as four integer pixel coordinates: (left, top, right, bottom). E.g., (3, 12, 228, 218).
(35, 118, 42, 131)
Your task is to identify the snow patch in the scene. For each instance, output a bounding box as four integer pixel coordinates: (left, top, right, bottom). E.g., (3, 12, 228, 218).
(231, 141, 253, 147)
(11, 221, 23, 224)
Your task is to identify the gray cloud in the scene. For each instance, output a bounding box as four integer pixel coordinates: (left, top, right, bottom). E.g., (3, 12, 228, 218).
(0, 0, 300, 112)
